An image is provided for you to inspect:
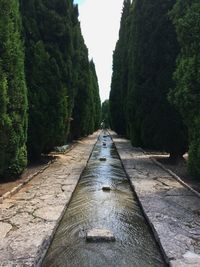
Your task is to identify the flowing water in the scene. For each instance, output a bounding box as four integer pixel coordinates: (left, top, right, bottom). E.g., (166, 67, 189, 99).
(42, 132, 166, 267)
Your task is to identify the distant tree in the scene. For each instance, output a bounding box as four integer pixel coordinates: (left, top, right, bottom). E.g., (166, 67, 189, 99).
(170, 0, 200, 175)
(101, 100, 110, 129)
(0, 0, 28, 178)
(110, 0, 131, 135)
(70, 31, 92, 139)
(70, 19, 101, 139)
(90, 60, 101, 130)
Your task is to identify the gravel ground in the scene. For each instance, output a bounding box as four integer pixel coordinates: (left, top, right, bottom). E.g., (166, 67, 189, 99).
(153, 154, 200, 193)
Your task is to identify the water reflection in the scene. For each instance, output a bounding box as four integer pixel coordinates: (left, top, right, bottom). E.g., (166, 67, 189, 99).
(42, 132, 166, 267)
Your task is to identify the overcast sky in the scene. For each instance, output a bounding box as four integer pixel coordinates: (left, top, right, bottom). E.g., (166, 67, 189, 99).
(74, 0, 124, 102)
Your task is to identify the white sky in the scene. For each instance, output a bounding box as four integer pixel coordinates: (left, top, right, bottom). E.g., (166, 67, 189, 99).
(74, 0, 124, 102)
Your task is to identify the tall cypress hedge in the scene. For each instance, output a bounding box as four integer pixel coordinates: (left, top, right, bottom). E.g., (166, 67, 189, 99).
(110, 0, 188, 159)
(89, 60, 101, 130)
(21, 0, 73, 159)
(0, 0, 28, 178)
(0, 0, 101, 179)
(21, 0, 101, 155)
(170, 0, 200, 176)
(70, 37, 96, 139)
(110, 0, 131, 135)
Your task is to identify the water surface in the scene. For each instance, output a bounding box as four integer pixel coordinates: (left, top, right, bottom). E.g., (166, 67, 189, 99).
(42, 132, 166, 267)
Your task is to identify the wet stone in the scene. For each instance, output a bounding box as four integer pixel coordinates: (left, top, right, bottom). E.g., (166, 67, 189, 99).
(102, 185, 111, 191)
(99, 157, 107, 161)
(86, 228, 115, 242)
(170, 251, 200, 267)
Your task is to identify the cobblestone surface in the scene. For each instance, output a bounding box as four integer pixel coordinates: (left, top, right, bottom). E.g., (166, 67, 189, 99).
(0, 132, 99, 267)
(112, 133, 200, 267)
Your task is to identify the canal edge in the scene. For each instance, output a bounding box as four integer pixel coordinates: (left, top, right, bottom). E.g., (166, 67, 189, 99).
(35, 131, 101, 267)
(108, 131, 169, 265)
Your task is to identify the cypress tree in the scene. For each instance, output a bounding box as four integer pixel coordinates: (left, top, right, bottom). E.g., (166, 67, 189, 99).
(0, 0, 28, 178)
(69, 11, 101, 140)
(170, 0, 200, 176)
(70, 33, 94, 139)
(21, 0, 100, 152)
(21, 0, 73, 158)
(102, 100, 110, 129)
(89, 60, 101, 130)
(119, 0, 188, 159)
(110, 0, 131, 135)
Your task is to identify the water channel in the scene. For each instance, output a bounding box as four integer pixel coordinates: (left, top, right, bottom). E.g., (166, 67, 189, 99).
(42, 132, 166, 267)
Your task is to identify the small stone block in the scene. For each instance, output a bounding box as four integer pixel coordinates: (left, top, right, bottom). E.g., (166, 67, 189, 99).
(99, 157, 107, 161)
(17, 183, 23, 191)
(0, 197, 3, 204)
(102, 186, 111, 191)
(3, 192, 11, 199)
(86, 228, 115, 242)
(0, 222, 12, 238)
(10, 187, 18, 195)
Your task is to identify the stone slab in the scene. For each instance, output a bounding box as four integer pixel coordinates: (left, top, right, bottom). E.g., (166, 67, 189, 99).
(0, 222, 12, 238)
(86, 228, 116, 242)
(99, 157, 107, 161)
(111, 132, 200, 267)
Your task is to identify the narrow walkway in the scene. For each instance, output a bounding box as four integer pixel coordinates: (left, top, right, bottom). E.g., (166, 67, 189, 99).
(111, 132, 200, 267)
(0, 132, 99, 266)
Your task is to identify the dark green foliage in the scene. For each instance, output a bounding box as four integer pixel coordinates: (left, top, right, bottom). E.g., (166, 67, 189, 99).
(20, 0, 101, 155)
(21, 0, 73, 159)
(110, 0, 131, 135)
(128, 0, 188, 158)
(169, 0, 200, 176)
(0, 0, 28, 178)
(101, 100, 110, 129)
(69, 37, 101, 139)
(69, 7, 101, 140)
(70, 32, 92, 139)
(0, 0, 101, 178)
(90, 60, 101, 130)
(110, 0, 188, 158)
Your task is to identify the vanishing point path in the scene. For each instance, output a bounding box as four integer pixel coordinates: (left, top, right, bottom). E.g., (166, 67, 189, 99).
(0, 131, 200, 267)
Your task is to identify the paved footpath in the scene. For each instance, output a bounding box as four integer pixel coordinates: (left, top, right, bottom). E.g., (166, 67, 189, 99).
(0, 132, 99, 267)
(112, 133, 200, 267)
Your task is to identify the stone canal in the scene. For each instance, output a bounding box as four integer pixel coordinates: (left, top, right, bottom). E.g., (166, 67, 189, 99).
(42, 132, 166, 267)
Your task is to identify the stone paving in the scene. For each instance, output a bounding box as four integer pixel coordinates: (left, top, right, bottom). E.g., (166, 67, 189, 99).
(112, 133, 200, 267)
(0, 132, 99, 267)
